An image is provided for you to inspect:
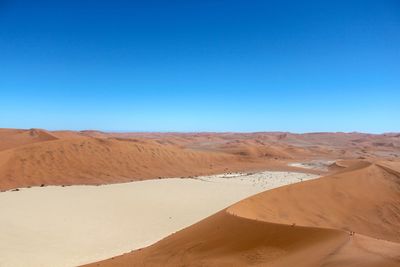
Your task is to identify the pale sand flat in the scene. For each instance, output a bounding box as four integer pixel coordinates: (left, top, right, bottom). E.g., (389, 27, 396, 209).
(0, 171, 317, 267)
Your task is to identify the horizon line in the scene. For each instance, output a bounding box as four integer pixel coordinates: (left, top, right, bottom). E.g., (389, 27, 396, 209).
(2, 127, 399, 135)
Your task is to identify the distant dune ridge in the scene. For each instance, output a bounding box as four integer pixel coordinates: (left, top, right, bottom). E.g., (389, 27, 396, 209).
(0, 128, 58, 151)
(85, 161, 400, 267)
(0, 128, 399, 191)
(0, 128, 400, 266)
(0, 136, 239, 190)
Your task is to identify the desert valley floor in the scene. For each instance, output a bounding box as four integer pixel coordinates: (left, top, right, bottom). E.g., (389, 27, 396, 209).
(0, 128, 399, 267)
(0, 171, 317, 266)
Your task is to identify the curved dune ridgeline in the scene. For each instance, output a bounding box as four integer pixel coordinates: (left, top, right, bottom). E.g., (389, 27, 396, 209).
(230, 162, 400, 243)
(0, 129, 322, 191)
(0, 136, 258, 191)
(1, 129, 400, 265)
(0, 128, 58, 151)
(1, 128, 400, 191)
(85, 161, 400, 267)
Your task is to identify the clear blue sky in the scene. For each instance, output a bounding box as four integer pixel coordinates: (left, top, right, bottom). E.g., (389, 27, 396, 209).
(1, 0, 399, 133)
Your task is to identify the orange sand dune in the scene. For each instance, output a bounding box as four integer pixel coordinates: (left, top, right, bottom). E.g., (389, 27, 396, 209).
(0, 128, 58, 151)
(1, 128, 399, 191)
(231, 161, 400, 242)
(1, 128, 399, 265)
(206, 139, 296, 159)
(0, 136, 265, 191)
(106, 131, 400, 160)
(86, 161, 400, 267)
(0, 129, 323, 191)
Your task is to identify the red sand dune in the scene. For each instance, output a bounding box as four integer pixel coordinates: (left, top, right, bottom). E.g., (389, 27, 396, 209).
(0, 130, 302, 190)
(1, 128, 399, 265)
(0, 128, 58, 151)
(1, 128, 400, 190)
(85, 161, 400, 267)
(0, 136, 263, 190)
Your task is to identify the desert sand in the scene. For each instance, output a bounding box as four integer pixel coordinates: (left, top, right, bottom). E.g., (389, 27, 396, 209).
(1, 128, 399, 191)
(0, 171, 317, 267)
(0, 128, 399, 267)
(86, 161, 400, 267)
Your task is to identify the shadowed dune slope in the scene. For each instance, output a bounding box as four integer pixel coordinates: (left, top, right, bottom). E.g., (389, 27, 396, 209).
(230, 161, 400, 242)
(86, 211, 350, 267)
(0, 137, 270, 190)
(1, 128, 399, 190)
(86, 162, 400, 267)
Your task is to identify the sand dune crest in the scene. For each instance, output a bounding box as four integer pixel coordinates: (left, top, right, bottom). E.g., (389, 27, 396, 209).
(86, 161, 400, 267)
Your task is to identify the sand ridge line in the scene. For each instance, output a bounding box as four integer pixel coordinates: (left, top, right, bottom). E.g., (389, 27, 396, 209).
(0, 171, 318, 267)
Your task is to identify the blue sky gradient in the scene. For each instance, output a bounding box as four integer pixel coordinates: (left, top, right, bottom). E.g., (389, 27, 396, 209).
(1, 0, 399, 132)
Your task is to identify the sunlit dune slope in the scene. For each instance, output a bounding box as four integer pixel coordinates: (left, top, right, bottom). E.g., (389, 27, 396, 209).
(86, 161, 400, 267)
(230, 161, 400, 242)
(210, 140, 295, 159)
(1, 128, 399, 190)
(0, 128, 58, 151)
(0, 137, 251, 190)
